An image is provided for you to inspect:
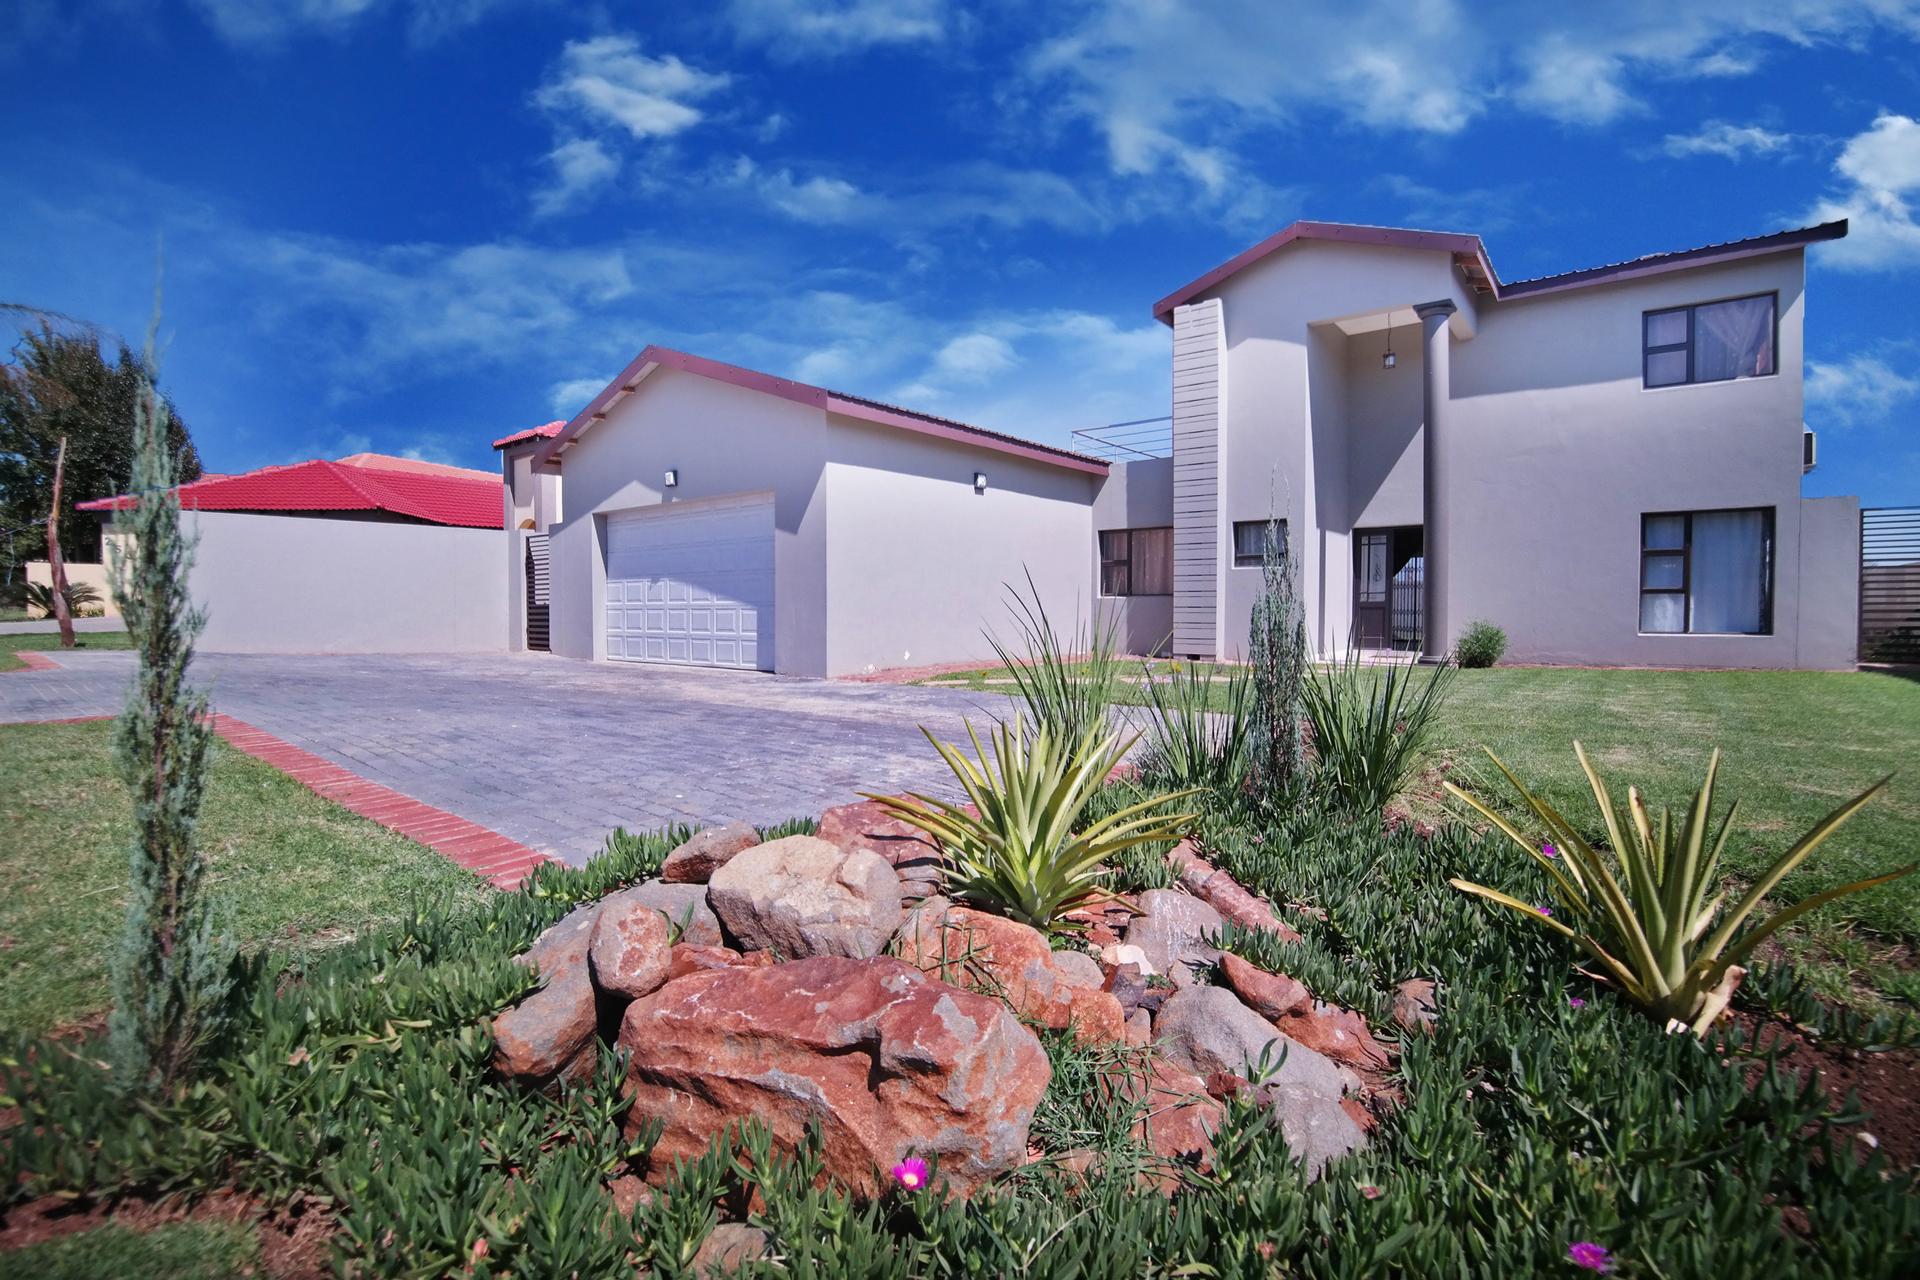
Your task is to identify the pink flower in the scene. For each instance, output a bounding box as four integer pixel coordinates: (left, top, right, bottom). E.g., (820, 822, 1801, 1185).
(1541, 842, 1558, 858)
(1568, 1241, 1612, 1272)
(1568, 997, 1586, 1009)
(1359, 1184, 1383, 1200)
(1538, 905, 1553, 917)
(891, 1157, 930, 1191)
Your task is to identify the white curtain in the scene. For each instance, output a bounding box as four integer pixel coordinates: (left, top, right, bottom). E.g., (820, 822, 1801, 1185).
(1689, 510, 1767, 633)
(1693, 296, 1773, 381)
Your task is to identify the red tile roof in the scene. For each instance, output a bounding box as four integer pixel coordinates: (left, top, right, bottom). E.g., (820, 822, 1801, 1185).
(493, 421, 565, 450)
(79, 454, 503, 529)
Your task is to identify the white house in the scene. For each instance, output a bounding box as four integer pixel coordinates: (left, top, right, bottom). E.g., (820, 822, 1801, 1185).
(503, 218, 1862, 675)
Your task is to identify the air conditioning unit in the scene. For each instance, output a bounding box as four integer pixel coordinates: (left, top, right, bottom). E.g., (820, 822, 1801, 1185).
(1803, 429, 1817, 473)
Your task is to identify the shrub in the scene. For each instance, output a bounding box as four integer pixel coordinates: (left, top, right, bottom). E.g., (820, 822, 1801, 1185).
(866, 719, 1196, 934)
(1247, 519, 1309, 802)
(1135, 658, 1252, 795)
(1454, 618, 1506, 668)
(985, 572, 1122, 760)
(23, 578, 103, 619)
(1302, 651, 1455, 815)
(1448, 743, 1915, 1034)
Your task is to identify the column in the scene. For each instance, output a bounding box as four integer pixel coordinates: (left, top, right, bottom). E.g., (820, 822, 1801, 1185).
(1416, 299, 1456, 663)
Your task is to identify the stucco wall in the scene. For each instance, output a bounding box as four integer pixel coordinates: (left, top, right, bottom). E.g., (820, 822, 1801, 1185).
(181, 511, 503, 653)
(1795, 495, 1860, 669)
(544, 367, 830, 673)
(822, 415, 1101, 675)
(1446, 253, 1809, 667)
(1091, 457, 1174, 656)
(25, 550, 122, 618)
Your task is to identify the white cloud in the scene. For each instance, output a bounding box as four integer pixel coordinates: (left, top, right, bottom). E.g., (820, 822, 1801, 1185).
(187, 0, 520, 45)
(1662, 120, 1794, 160)
(536, 34, 729, 143)
(1027, 1, 1920, 201)
(1374, 175, 1523, 232)
(1805, 113, 1920, 271)
(1807, 353, 1920, 425)
(534, 139, 620, 217)
(727, 158, 868, 223)
(548, 375, 608, 415)
(933, 333, 1018, 382)
(726, 0, 947, 56)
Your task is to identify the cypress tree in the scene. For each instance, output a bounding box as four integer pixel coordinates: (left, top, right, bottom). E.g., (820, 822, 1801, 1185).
(1248, 517, 1308, 803)
(105, 295, 231, 1096)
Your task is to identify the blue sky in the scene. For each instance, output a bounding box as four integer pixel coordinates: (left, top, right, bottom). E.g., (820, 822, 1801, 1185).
(2, 1, 1918, 503)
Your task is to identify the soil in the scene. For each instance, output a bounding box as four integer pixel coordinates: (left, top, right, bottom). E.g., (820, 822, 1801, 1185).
(1731, 1009, 1920, 1171)
(0, 1189, 334, 1278)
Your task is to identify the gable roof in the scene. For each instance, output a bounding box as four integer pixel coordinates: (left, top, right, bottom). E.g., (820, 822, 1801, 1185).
(492, 421, 565, 450)
(537, 345, 1108, 475)
(1151, 218, 1849, 322)
(80, 454, 503, 529)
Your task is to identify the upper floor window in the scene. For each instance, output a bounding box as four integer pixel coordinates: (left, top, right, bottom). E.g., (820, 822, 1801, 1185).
(1232, 519, 1288, 568)
(1640, 507, 1774, 635)
(1099, 527, 1172, 597)
(1643, 293, 1776, 388)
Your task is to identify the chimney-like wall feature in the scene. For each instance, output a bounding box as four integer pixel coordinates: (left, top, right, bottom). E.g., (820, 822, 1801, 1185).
(1172, 298, 1225, 658)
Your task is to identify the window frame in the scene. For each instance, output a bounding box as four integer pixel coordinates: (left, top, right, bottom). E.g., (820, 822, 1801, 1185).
(1638, 506, 1775, 636)
(1231, 518, 1287, 568)
(1641, 291, 1779, 390)
(1098, 526, 1172, 598)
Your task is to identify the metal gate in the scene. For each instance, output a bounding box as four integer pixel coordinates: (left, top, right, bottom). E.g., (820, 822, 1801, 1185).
(524, 533, 550, 652)
(1861, 506, 1920, 664)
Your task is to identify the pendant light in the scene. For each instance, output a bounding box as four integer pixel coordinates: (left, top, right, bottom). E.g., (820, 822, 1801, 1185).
(1382, 314, 1397, 370)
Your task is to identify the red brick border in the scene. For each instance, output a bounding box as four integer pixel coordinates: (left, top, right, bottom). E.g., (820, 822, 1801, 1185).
(10, 650, 61, 672)
(208, 714, 550, 891)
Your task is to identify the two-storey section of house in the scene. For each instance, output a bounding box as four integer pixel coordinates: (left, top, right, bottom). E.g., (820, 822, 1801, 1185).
(1108, 219, 1860, 669)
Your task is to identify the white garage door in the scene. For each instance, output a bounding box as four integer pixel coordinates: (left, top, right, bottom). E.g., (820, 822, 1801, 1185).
(604, 496, 774, 671)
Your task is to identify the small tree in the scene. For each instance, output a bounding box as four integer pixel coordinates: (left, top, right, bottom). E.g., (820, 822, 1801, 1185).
(44, 436, 74, 647)
(105, 296, 231, 1097)
(1247, 518, 1308, 803)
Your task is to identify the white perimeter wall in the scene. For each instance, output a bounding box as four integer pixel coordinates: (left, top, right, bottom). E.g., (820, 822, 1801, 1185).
(186, 511, 505, 653)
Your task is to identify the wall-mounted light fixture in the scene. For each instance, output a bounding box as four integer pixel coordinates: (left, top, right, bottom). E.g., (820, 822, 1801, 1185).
(973, 471, 987, 493)
(663, 468, 679, 488)
(1382, 316, 1397, 370)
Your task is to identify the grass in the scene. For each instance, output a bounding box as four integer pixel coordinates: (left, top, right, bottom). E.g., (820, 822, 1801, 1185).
(4, 1221, 261, 1278)
(0, 629, 134, 671)
(0, 719, 491, 1034)
(923, 661, 1920, 997)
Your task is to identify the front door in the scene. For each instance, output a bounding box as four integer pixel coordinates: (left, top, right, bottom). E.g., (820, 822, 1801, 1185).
(1353, 527, 1424, 651)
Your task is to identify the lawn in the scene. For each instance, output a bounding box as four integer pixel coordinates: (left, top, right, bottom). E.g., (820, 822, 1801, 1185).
(924, 662, 1920, 999)
(0, 719, 490, 1034)
(0, 629, 134, 671)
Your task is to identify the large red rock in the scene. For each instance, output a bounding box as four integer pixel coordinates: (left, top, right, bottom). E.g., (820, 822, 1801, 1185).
(1277, 1003, 1392, 1075)
(895, 901, 1124, 1043)
(816, 799, 946, 901)
(1167, 841, 1302, 943)
(492, 903, 602, 1085)
(589, 894, 674, 999)
(1129, 1058, 1223, 1168)
(618, 956, 1050, 1197)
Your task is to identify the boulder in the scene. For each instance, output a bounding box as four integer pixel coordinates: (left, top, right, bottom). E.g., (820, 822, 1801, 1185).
(1100, 943, 1156, 976)
(815, 799, 946, 902)
(661, 822, 761, 884)
(1167, 841, 1302, 942)
(618, 956, 1050, 1197)
(708, 835, 904, 959)
(1124, 890, 1224, 986)
(617, 879, 725, 948)
(1152, 985, 1365, 1177)
(1219, 953, 1311, 1021)
(588, 894, 673, 1000)
(895, 902, 1123, 1043)
(692, 1224, 769, 1278)
(1279, 1003, 1392, 1074)
(1050, 949, 1105, 991)
(666, 942, 771, 981)
(1103, 963, 1151, 1015)
(493, 902, 602, 1085)
(1130, 1058, 1223, 1168)
(1123, 1008, 1153, 1048)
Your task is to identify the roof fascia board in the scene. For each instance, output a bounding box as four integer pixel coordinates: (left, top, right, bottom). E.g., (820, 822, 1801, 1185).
(821, 396, 1109, 475)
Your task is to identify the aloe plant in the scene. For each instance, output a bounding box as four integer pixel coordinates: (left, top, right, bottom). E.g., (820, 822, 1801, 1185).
(865, 719, 1197, 934)
(1448, 743, 1913, 1034)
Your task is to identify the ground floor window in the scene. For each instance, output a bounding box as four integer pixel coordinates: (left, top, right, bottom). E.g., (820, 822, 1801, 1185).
(1232, 518, 1287, 567)
(1640, 507, 1774, 635)
(1098, 527, 1172, 596)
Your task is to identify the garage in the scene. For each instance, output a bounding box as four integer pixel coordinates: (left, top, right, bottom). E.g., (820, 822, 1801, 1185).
(604, 495, 775, 670)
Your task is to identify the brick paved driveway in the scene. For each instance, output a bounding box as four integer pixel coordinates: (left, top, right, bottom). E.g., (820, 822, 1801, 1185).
(2, 651, 1024, 866)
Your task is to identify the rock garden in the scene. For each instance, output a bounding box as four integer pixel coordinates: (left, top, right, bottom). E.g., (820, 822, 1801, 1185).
(4, 568, 1918, 1278)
